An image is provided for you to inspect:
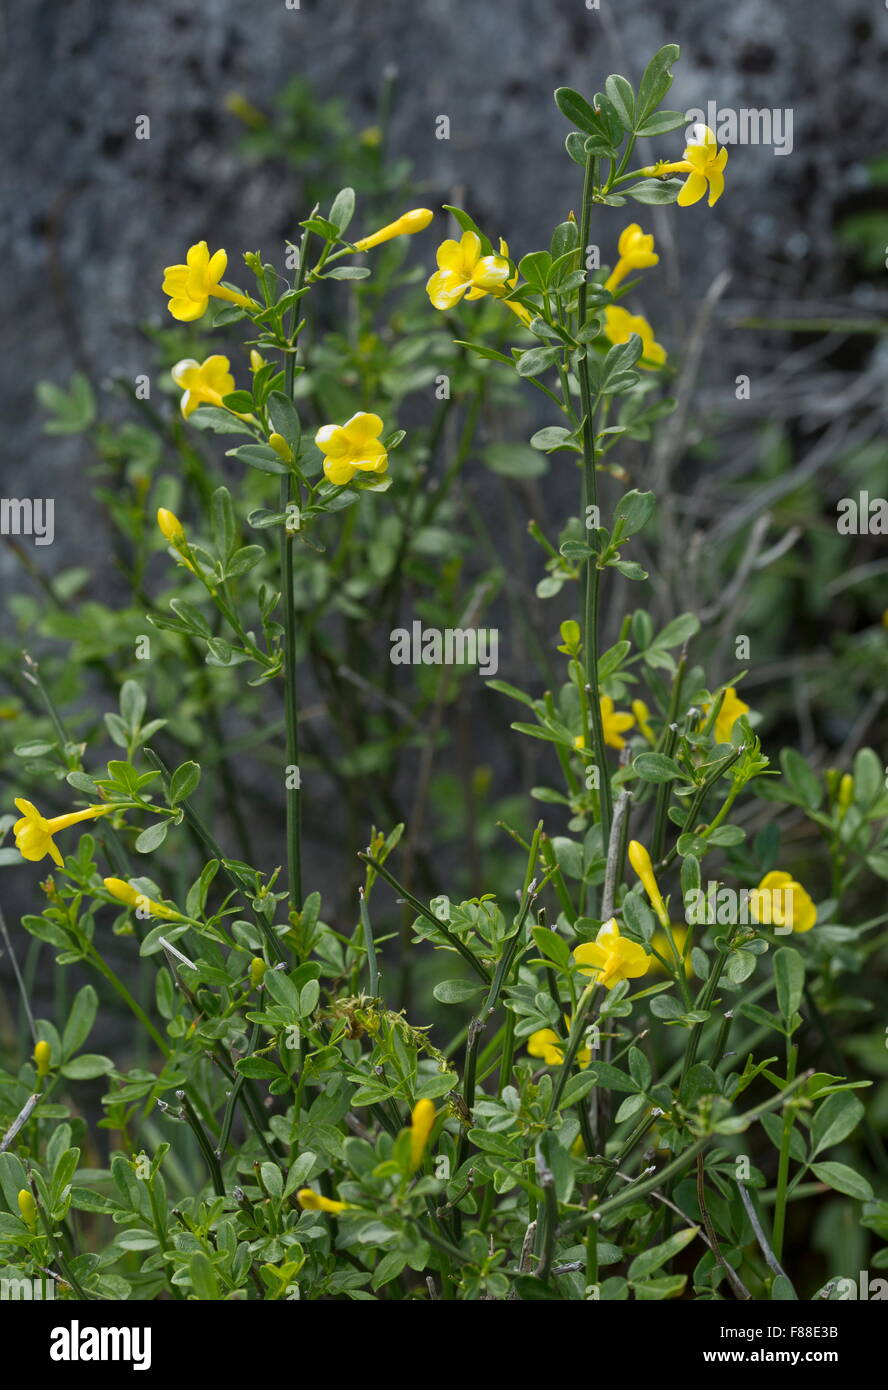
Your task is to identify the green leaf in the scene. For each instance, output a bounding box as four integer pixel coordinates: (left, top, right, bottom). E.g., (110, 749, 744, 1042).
(134, 821, 168, 854)
(554, 87, 603, 136)
(226, 444, 289, 475)
(433, 979, 484, 1004)
(60, 1054, 114, 1079)
(634, 110, 687, 137)
(810, 1162, 873, 1201)
(628, 1225, 698, 1280)
(532, 926, 571, 969)
(170, 761, 201, 805)
(325, 265, 371, 280)
(221, 390, 254, 414)
(328, 186, 355, 234)
(634, 752, 684, 784)
(62, 985, 98, 1058)
(530, 426, 577, 452)
(604, 74, 635, 130)
(625, 179, 684, 205)
(515, 346, 561, 378)
(774, 946, 805, 1023)
(615, 489, 656, 536)
(780, 748, 822, 810)
(812, 1092, 865, 1157)
(853, 747, 883, 810)
(633, 1274, 688, 1300)
(636, 44, 680, 124)
(189, 1251, 220, 1300)
(267, 391, 302, 454)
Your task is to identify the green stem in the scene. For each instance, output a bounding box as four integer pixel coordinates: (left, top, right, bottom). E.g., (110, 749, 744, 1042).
(771, 1040, 798, 1264)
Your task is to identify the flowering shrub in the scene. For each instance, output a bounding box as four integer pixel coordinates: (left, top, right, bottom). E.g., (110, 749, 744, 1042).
(2, 45, 887, 1305)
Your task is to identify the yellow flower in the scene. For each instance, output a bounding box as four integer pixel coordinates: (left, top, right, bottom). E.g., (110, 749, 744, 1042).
(315, 412, 388, 486)
(33, 1040, 52, 1078)
(162, 241, 258, 322)
(18, 1189, 38, 1230)
(573, 917, 650, 990)
(704, 686, 749, 745)
(297, 1188, 350, 1214)
(600, 695, 635, 749)
(603, 306, 666, 368)
(156, 507, 186, 545)
(628, 840, 670, 928)
(103, 877, 184, 921)
(353, 208, 434, 252)
(644, 126, 728, 208)
(748, 871, 816, 934)
(604, 223, 659, 293)
(426, 230, 512, 310)
(171, 355, 243, 419)
(13, 799, 112, 867)
(527, 1018, 592, 1067)
(651, 925, 693, 976)
(409, 1098, 436, 1170)
(632, 699, 656, 744)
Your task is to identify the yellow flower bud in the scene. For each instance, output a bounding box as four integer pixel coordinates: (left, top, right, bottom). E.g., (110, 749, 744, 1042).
(157, 508, 186, 546)
(837, 773, 853, 817)
(353, 208, 434, 252)
(249, 957, 267, 988)
(33, 1040, 51, 1078)
(250, 349, 266, 372)
(409, 1098, 436, 1170)
(268, 432, 294, 464)
(18, 1189, 38, 1229)
(296, 1188, 350, 1214)
(103, 877, 184, 921)
(628, 840, 669, 927)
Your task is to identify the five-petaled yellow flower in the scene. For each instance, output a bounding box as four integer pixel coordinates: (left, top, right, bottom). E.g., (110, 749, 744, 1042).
(162, 242, 258, 322)
(172, 355, 244, 419)
(603, 306, 666, 369)
(103, 877, 185, 921)
(354, 208, 434, 252)
(296, 1188, 351, 1214)
(704, 686, 749, 745)
(426, 231, 512, 310)
(13, 799, 112, 867)
(644, 125, 728, 208)
(600, 695, 635, 749)
(527, 1017, 592, 1067)
(315, 412, 388, 486)
(408, 1098, 436, 1170)
(748, 870, 817, 934)
(573, 918, 650, 990)
(605, 223, 659, 293)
